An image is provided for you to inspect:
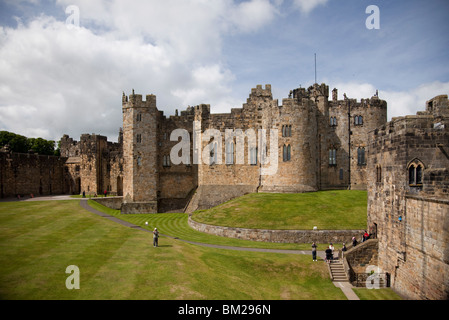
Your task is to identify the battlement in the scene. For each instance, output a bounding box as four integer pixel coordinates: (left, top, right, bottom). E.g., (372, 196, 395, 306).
(122, 90, 157, 109)
(329, 96, 387, 110)
(194, 104, 211, 116)
(291, 83, 329, 100)
(372, 95, 448, 139)
(249, 84, 272, 98)
(426, 94, 448, 117)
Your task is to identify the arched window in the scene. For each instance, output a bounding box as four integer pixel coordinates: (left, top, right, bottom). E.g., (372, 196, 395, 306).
(283, 145, 291, 162)
(282, 125, 292, 137)
(408, 159, 425, 186)
(330, 117, 337, 126)
(408, 165, 415, 185)
(354, 115, 363, 126)
(416, 165, 422, 184)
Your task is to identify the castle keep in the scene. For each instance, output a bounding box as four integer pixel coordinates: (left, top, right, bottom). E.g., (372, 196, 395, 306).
(56, 83, 387, 213)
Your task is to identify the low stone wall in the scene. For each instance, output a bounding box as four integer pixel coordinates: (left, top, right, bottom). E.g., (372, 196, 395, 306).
(188, 217, 363, 244)
(121, 201, 158, 214)
(343, 239, 379, 273)
(91, 196, 123, 210)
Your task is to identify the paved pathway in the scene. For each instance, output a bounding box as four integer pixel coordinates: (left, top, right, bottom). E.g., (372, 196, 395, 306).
(79, 198, 357, 300)
(1, 194, 77, 202)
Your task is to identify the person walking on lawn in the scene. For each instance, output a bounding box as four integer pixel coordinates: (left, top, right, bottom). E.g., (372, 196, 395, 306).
(153, 228, 159, 247)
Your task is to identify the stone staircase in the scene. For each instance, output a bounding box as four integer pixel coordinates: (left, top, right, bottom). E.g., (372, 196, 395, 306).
(328, 260, 349, 282)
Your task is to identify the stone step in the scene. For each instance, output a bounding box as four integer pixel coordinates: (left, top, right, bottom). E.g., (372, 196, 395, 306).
(328, 261, 349, 281)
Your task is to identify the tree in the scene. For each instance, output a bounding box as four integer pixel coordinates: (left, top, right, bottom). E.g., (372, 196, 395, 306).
(28, 138, 56, 156)
(0, 131, 57, 155)
(0, 131, 30, 153)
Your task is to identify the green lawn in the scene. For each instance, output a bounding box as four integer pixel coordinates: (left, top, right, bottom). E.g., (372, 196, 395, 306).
(0, 200, 346, 300)
(192, 190, 367, 230)
(87, 200, 337, 251)
(353, 288, 403, 300)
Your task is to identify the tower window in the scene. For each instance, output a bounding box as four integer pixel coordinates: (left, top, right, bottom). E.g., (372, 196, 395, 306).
(282, 125, 292, 137)
(376, 165, 382, 183)
(408, 159, 424, 187)
(283, 144, 291, 162)
(225, 140, 234, 165)
(162, 155, 171, 167)
(250, 147, 258, 165)
(329, 149, 337, 166)
(357, 147, 366, 165)
(330, 117, 337, 126)
(136, 134, 142, 143)
(210, 142, 218, 165)
(354, 115, 363, 126)
(137, 113, 142, 122)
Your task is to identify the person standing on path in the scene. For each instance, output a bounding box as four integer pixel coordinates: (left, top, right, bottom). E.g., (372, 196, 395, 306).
(329, 243, 335, 261)
(311, 242, 317, 261)
(153, 228, 159, 247)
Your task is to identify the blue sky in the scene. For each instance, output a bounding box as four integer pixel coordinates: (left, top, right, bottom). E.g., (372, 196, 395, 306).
(0, 0, 448, 142)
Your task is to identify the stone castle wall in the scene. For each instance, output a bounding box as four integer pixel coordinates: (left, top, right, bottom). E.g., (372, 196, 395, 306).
(54, 83, 388, 213)
(0, 151, 67, 198)
(60, 133, 123, 196)
(367, 94, 449, 299)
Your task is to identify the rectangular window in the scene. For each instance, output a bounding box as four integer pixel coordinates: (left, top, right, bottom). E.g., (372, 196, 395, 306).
(250, 147, 257, 165)
(357, 147, 366, 165)
(225, 141, 234, 165)
(329, 149, 336, 165)
(136, 134, 142, 143)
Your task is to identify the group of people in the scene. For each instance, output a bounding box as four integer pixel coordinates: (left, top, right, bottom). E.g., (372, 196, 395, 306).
(312, 230, 371, 262)
(311, 242, 336, 262)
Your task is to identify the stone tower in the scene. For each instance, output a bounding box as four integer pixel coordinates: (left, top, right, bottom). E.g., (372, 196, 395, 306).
(121, 91, 159, 213)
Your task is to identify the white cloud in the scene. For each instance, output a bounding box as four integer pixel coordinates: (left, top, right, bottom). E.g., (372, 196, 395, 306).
(228, 0, 278, 33)
(382, 81, 449, 120)
(332, 81, 449, 121)
(292, 0, 328, 14)
(0, 1, 281, 141)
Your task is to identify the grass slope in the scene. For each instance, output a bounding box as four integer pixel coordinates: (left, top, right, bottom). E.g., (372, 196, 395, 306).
(0, 200, 346, 300)
(192, 190, 367, 230)
(87, 200, 335, 251)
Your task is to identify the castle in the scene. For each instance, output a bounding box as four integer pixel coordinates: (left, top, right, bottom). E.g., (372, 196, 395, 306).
(1, 82, 448, 299)
(59, 83, 387, 213)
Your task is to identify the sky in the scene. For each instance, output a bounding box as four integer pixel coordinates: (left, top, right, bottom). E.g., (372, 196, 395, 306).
(0, 0, 448, 142)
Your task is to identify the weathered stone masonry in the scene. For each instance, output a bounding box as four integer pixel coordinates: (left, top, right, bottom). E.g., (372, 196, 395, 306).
(367, 94, 449, 300)
(113, 83, 387, 213)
